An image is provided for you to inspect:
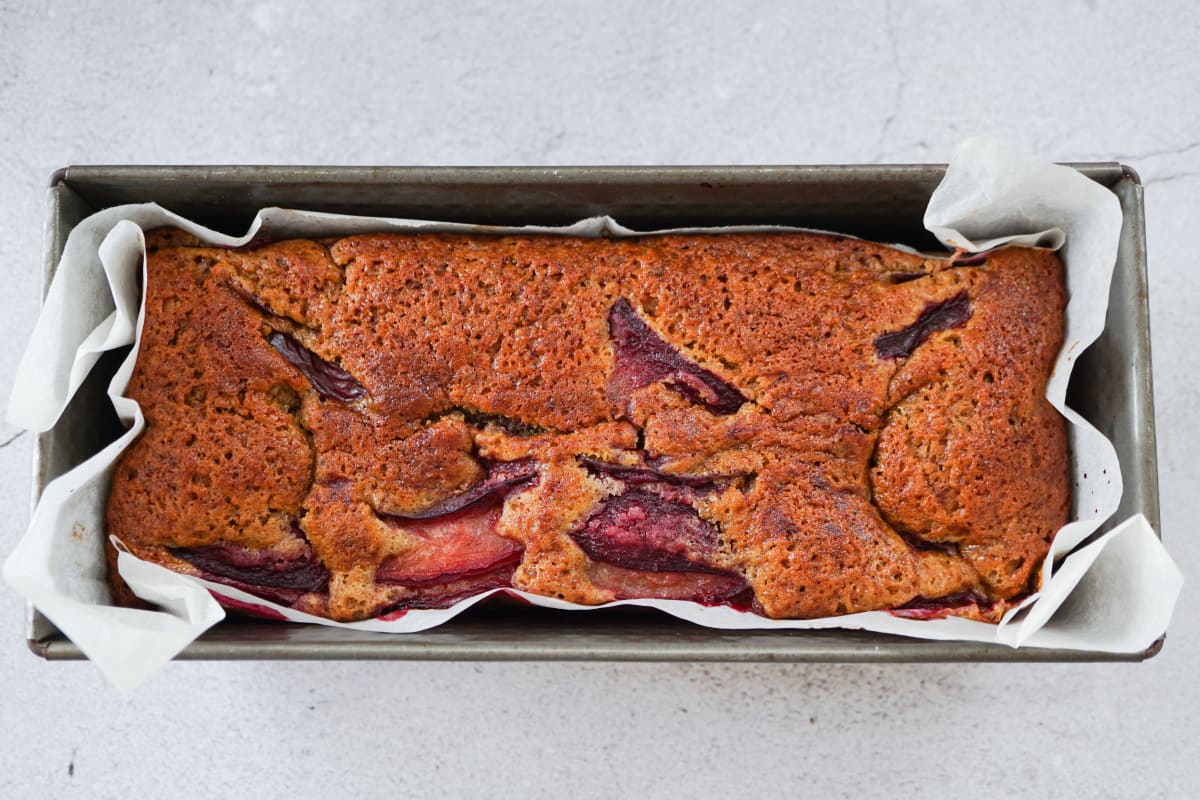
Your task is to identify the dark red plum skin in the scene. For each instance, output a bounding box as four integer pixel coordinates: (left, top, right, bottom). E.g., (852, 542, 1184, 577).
(895, 529, 958, 555)
(379, 566, 517, 612)
(578, 456, 730, 489)
(171, 534, 329, 606)
(268, 331, 367, 402)
(889, 592, 992, 620)
(210, 592, 290, 620)
(171, 541, 329, 591)
(384, 460, 538, 520)
(571, 489, 725, 574)
(607, 298, 746, 415)
(873, 292, 972, 360)
(948, 250, 991, 267)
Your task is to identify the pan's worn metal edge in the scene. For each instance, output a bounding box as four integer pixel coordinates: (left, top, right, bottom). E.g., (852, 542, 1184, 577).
(26, 181, 68, 646)
(26, 163, 1158, 662)
(1117, 167, 1160, 536)
(30, 614, 1161, 662)
(54, 162, 1126, 183)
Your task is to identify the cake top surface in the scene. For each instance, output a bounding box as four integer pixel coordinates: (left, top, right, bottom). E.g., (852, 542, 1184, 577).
(107, 230, 1069, 622)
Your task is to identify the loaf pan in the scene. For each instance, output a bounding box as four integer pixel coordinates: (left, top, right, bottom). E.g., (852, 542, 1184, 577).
(27, 164, 1160, 662)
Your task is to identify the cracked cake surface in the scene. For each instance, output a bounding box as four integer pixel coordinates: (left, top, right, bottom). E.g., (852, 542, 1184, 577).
(106, 229, 1069, 622)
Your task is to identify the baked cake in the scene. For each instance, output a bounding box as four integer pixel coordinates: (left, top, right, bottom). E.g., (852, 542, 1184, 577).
(105, 229, 1069, 623)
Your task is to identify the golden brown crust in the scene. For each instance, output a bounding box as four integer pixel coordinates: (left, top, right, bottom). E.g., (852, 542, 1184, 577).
(107, 231, 1068, 622)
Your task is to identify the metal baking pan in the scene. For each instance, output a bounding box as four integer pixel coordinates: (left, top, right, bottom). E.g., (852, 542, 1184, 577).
(27, 164, 1160, 662)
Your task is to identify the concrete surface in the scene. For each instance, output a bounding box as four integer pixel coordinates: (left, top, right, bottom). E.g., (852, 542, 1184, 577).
(1, 1, 1196, 797)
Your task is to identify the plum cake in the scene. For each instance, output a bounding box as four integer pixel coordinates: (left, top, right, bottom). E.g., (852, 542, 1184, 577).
(106, 229, 1068, 623)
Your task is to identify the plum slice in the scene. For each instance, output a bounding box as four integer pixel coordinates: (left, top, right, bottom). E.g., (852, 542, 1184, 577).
(386, 460, 538, 521)
(379, 566, 517, 613)
(377, 501, 524, 587)
(607, 298, 746, 415)
(268, 331, 367, 402)
(171, 531, 330, 606)
(211, 593, 290, 621)
(571, 489, 726, 574)
(587, 561, 749, 604)
(578, 456, 729, 489)
(873, 291, 972, 360)
(375, 459, 535, 595)
(573, 489, 752, 604)
(889, 591, 991, 620)
(947, 248, 994, 267)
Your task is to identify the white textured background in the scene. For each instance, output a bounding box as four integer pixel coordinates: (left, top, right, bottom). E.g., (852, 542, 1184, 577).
(1, 1, 1196, 797)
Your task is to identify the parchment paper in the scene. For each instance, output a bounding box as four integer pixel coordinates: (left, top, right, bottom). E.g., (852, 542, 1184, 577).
(5, 138, 1182, 692)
